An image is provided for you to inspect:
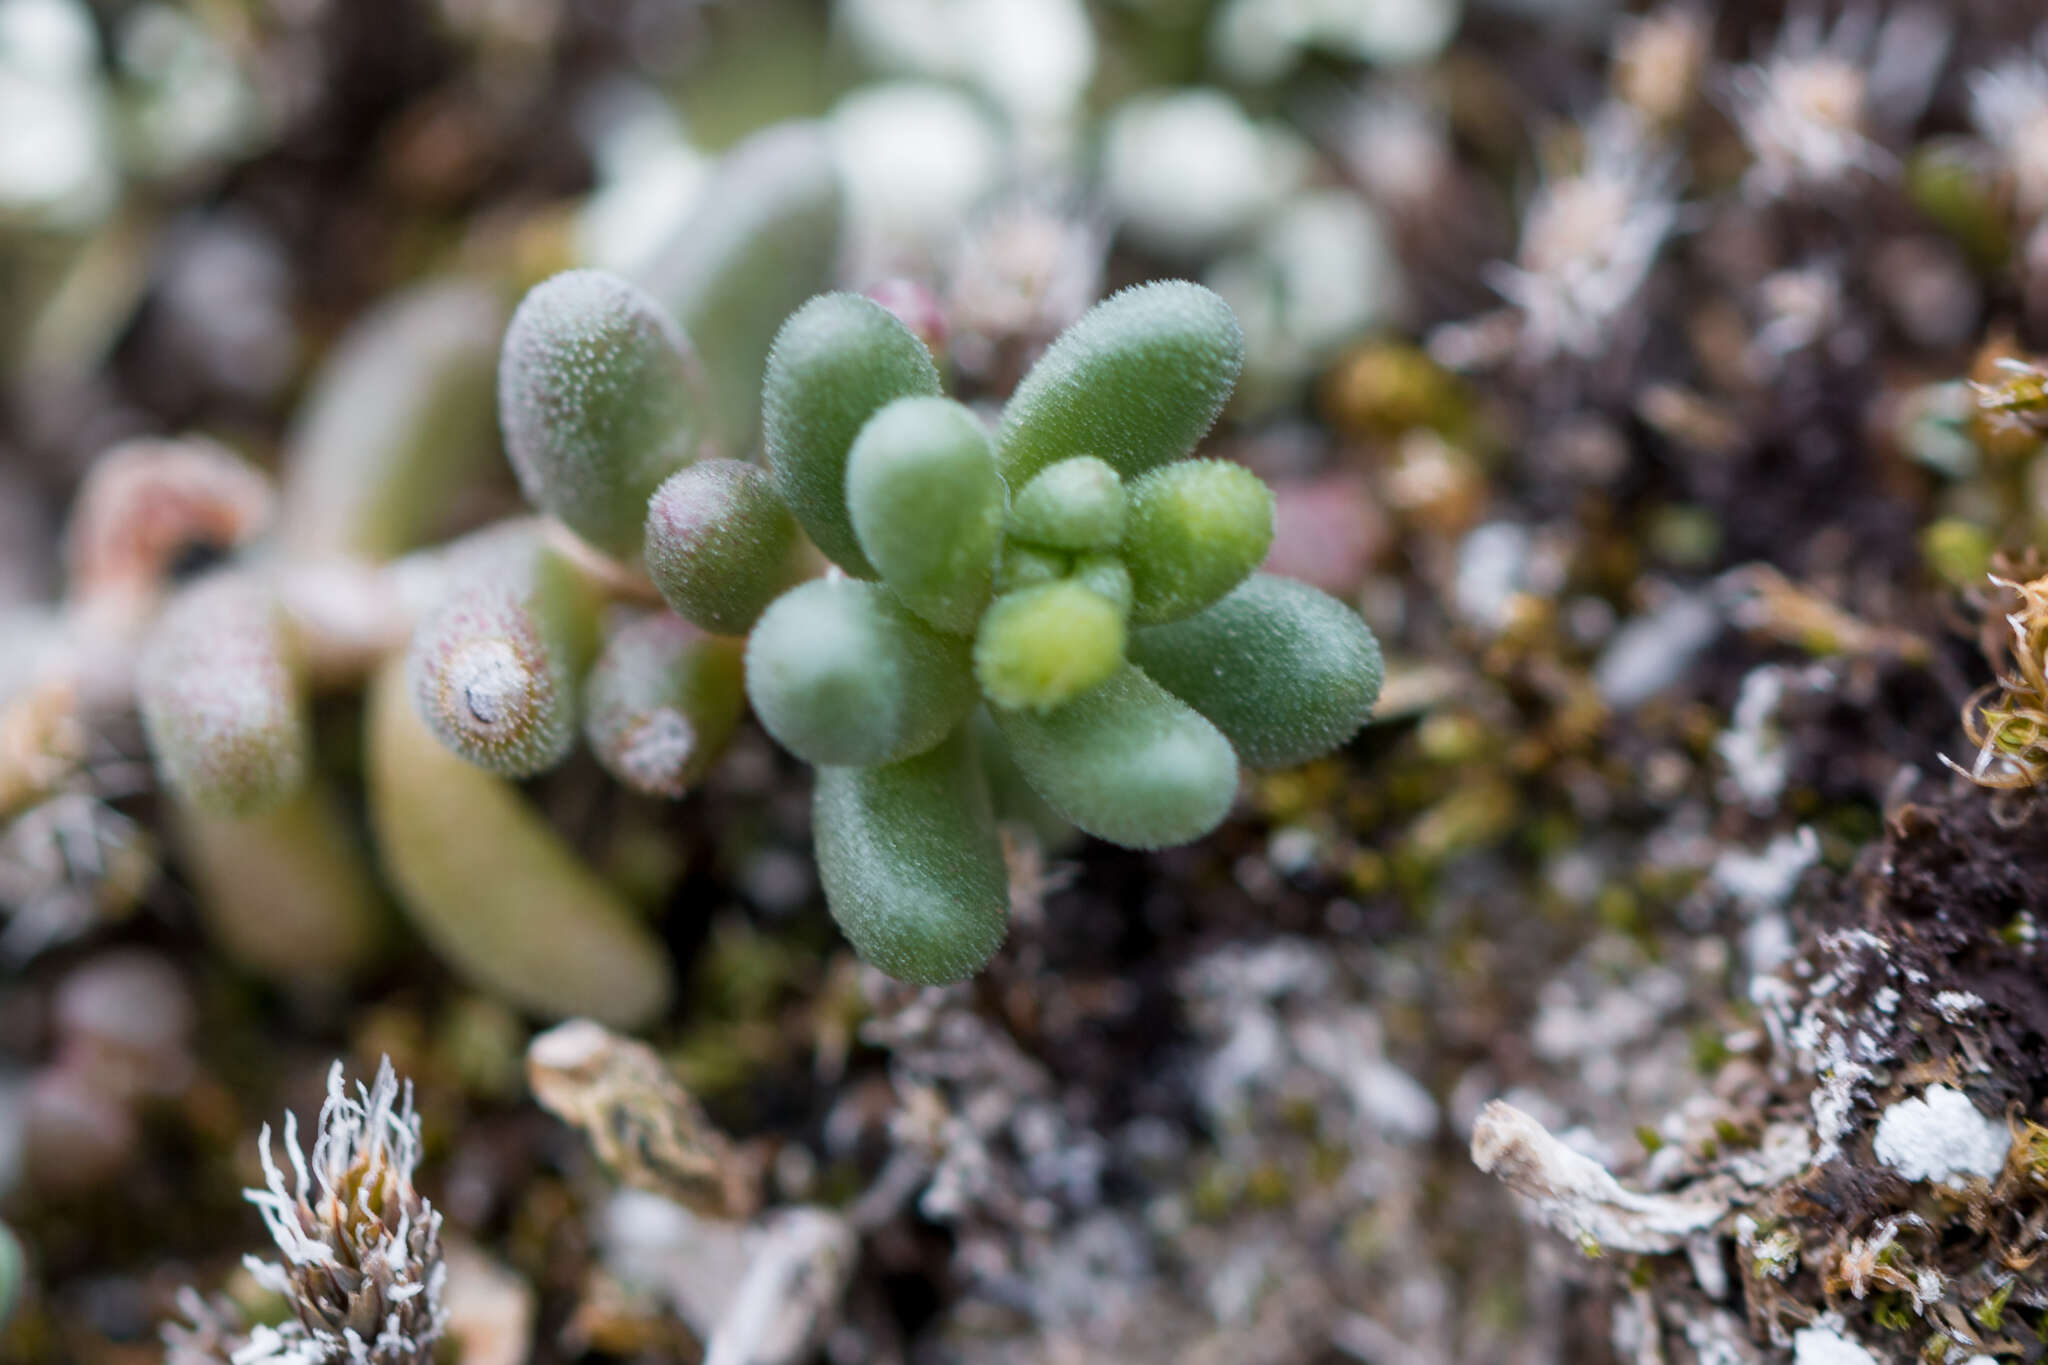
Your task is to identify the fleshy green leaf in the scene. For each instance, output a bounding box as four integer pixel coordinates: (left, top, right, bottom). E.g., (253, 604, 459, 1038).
(642, 122, 845, 449)
(764, 293, 941, 576)
(137, 572, 309, 817)
(499, 269, 706, 560)
(973, 581, 1126, 712)
(584, 611, 745, 798)
(846, 396, 1005, 633)
(996, 280, 1243, 486)
(1129, 574, 1382, 769)
(1007, 456, 1125, 551)
(277, 281, 503, 561)
(367, 658, 673, 1027)
(971, 708, 1079, 852)
(172, 780, 386, 985)
(644, 458, 801, 635)
(813, 726, 1009, 985)
(406, 526, 601, 777)
(744, 578, 974, 767)
(991, 663, 1237, 848)
(1122, 459, 1274, 625)
(0, 1222, 18, 1330)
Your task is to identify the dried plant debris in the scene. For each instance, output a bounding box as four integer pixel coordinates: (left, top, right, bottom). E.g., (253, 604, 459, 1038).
(1950, 564, 2048, 788)
(164, 1057, 447, 1365)
(1476, 785, 2048, 1363)
(526, 1018, 759, 1220)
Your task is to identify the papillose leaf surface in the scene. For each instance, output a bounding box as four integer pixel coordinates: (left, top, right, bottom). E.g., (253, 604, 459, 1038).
(996, 280, 1244, 487)
(813, 727, 1009, 986)
(1130, 574, 1383, 769)
(764, 293, 941, 577)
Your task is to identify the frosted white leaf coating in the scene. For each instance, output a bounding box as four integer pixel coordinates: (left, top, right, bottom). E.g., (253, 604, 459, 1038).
(499, 269, 704, 560)
(406, 528, 598, 777)
(583, 612, 744, 799)
(137, 572, 309, 817)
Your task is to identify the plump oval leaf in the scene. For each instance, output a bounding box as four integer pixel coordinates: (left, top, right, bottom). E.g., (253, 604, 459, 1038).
(137, 572, 309, 817)
(813, 727, 1009, 985)
(640, 122, 844, 449)
(847, 396, 1005, 633)
(499, 269, 705, 560)
(584, 612, 746, 798)
(1123, 459, 1274, 625)
(744, 578, 974, 767)
(996, 280, 1243, 486)
(1129, 574, 1382, 769)
(368, 658, 673, 1027)
(407, 525, 601, 777)
(645, 458, 801, 635)
(990, 663, 1237, 849)
(764, 294, 941, 576)
(278, 281, 503, 561)
(173, 781, 386, 985)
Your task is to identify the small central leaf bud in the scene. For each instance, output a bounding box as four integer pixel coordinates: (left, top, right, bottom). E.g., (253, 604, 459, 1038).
(995, 543, 1070, 593)
(973, 580, 1126, 711)
(1070, 553, 1133, 617)
(1007, 455, 1125, 551)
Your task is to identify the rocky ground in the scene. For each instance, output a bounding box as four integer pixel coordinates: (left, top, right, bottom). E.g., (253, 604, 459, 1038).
(4, 1, 2048, 1362)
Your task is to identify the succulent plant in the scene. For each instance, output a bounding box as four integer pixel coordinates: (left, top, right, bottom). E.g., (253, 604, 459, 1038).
(125, 116, 1378, 1003)
(493, 273, 1382, 986)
